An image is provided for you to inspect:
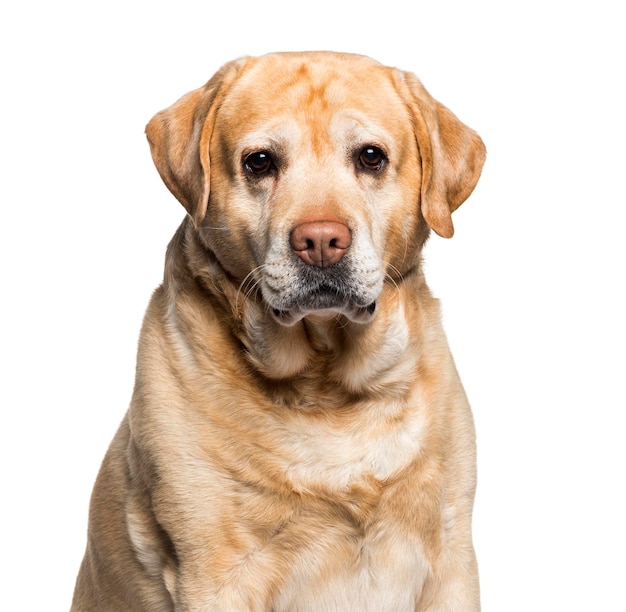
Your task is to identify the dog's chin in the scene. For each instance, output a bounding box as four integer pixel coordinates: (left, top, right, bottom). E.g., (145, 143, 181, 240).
(271, 301, 377, 327)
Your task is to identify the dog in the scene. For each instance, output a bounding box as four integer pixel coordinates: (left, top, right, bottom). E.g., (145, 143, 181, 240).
(72, 51, 486, 611)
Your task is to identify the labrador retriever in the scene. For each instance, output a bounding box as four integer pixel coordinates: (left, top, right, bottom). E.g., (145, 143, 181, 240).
(72, 51, 486, 611)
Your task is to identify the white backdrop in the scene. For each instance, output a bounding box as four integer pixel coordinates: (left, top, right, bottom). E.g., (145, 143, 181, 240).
(1, 1, 624, 610)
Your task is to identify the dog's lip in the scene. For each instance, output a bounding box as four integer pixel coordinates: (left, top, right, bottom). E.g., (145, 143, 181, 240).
(271, 301, 376, 326)
(262, 261, 382, 326)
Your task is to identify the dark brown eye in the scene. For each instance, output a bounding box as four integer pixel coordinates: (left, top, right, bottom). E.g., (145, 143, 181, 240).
(244, 151, 275, 176)
(358, 146, 387, 172)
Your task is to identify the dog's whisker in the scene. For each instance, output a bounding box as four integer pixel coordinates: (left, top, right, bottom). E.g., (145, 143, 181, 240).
(235, 265, 266, 309)
(384, 264, 403, 292)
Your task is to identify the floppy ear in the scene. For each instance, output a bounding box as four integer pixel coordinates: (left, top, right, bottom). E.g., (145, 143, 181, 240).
(145, 59, 246, 226)
(396, 72, 486, 238)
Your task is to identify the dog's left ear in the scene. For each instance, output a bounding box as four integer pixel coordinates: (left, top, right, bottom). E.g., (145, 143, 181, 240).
(145, 58, 247, 226)
(396, 72, 486, 238)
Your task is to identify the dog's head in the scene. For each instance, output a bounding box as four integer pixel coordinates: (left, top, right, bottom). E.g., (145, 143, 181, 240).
(146, 52, 485, 326)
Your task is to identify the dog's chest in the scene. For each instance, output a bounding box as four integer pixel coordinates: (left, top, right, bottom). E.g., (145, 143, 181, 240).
(193, 447, 431, 610)
(271, 516, 428, 611)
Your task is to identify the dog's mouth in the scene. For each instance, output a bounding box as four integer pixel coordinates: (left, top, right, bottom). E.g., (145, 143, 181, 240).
(267, 279, 378, 326)
(271, 300, 377, 326)
(261, 255, 383, 327)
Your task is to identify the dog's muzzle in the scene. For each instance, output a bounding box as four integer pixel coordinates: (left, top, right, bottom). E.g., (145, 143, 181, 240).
(264, 262, 379, 326)
(262, 219, 382, 326)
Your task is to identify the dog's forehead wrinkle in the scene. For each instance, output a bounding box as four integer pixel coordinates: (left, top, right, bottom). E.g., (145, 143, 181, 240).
(234, 120, 340, 167)
(238, 120, 301, 149)
(222, 60, 405, 153)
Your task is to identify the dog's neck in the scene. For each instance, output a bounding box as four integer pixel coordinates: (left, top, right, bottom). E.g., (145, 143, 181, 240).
(163, 220, 438, 401)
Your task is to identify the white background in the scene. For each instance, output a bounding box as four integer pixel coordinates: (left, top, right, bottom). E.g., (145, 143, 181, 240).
(1, 1, 624, 610)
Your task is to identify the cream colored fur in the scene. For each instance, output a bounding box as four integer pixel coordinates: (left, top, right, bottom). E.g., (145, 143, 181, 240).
(72, 51, 486, 611)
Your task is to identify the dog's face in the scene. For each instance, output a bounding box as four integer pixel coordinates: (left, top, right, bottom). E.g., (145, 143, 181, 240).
(146, 52, 485, 326)
(208, 53, 423, 326)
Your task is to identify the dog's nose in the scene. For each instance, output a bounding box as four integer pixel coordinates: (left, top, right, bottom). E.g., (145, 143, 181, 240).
(290, 221, 352, 268)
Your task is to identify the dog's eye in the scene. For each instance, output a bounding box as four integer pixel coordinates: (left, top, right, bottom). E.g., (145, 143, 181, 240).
(358, 146, 387, 172)
(243, 151, 275, 176)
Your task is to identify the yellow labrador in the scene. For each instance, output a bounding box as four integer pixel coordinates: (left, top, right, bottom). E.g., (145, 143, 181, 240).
(72, 51, 486, 611)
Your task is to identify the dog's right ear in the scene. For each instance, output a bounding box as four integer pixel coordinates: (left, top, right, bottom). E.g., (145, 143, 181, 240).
(395, 71, 486, 239)
(145, 59, 247, 226)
